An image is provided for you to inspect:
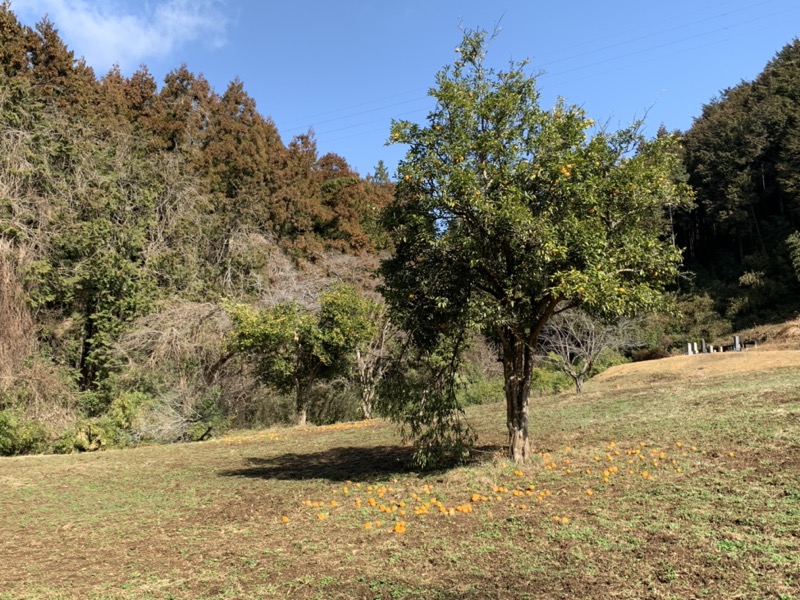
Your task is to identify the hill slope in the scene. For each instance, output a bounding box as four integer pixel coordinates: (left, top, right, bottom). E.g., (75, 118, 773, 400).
(594, 348, 800, 388)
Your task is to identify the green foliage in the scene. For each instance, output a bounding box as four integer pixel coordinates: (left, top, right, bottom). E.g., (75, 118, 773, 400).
(678, 293, 730, 341)
(458, 375, 505, 407)
(317, 285, 380, 359)
(381, 29, 692, 461)
(682, 39, 800, 325)
(377, 335, 475, 469)
(307, 382, 362, 425)
(638, 293, 731, 350)
(0, 408, 49, 456)
(589, 348, 629, 377)
(54, 419, 111, 453)
(54, 392, 150, 452)
(52, 389, 228, 452)
(726, 268, 790, 322)
(13, 118, 161, 389)
(457, 351, 573, 405)
(184, 391, 230, 441)
(100, 391, 153, 447)
(226, 300, 317, 392)
(0, 5, 406, 454)
(529, 366, 572, 395)
(450, 352, 572, 408)
(226, 285, 379, 424)
(456, 359, 572, 401)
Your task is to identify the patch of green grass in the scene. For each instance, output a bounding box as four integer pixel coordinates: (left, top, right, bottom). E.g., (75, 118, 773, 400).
(1, 362, 799, 598)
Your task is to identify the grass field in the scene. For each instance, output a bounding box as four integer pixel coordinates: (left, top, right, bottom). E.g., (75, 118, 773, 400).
(1, 351, 799, 599)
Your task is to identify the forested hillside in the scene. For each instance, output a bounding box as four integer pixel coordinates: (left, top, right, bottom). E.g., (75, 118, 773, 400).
(678, 38, 800, 332)
(1, 5, 799, 458)
(0, 6, 393, 454)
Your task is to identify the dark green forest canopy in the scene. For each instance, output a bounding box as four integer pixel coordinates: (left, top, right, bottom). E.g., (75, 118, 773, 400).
(680, 38, 800, 327)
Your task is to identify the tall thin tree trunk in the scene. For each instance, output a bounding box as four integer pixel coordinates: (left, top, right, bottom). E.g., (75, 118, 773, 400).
(297, 404, 307, 427)
(360, 387, 374, 420)
(355, 347, 375, 419)
(296, 379, 310, 427)
(749, 205, 767, 255)
(79, 296, 97, 390)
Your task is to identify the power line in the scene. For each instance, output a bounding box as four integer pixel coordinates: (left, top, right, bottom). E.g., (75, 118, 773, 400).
(540, 7, 796, 82)
(277, 89, 429, 130)
(280, 96, 430, 135)
(531, 0, 779, 65)
(278, 0, 798, 141)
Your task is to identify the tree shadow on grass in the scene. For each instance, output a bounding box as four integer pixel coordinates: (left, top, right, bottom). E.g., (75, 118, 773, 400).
(218, 444, 503, 483)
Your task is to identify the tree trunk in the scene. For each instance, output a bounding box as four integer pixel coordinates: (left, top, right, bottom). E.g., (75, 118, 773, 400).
(79, 295, 97, 390)
(360, 386, 374, 420)
(499, 300, 560, 463)
(501, 329, 535, 464)
(296, 378, 311, 427)
(355, 347, 376, 420)
(574, 363, 592, 394)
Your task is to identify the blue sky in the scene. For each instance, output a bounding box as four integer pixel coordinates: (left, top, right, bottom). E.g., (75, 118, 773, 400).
(10, 0, 800, 178)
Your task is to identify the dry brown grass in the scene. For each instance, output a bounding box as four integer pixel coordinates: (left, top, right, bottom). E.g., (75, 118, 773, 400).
(594, 348, 800, 388)
(712, 317, 800, 350)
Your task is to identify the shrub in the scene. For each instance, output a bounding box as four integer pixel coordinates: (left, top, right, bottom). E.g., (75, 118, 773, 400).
(589, 349, 630, 376)
(459, 376, 505, 407)
(118, 389, 230, 445)
(632, 347, 672, 362)
(307, 381, 362, 425)
(53, 420, 113, 453)
(529, 366, 572, 396)
(103, 391, 153, 446)
(0, 409, 50, 456)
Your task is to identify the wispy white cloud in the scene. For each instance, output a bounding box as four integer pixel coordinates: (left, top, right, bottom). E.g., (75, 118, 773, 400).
(11, 0, 228, 73)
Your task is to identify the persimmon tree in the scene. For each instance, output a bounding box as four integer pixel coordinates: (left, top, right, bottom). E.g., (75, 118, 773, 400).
(380, 29, 692, 463)
(225, 285, 378, 426)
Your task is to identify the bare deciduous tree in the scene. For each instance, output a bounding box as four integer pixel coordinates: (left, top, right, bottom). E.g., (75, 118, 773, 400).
(354, 303, 399, 419)
(540, 310, 640, 393)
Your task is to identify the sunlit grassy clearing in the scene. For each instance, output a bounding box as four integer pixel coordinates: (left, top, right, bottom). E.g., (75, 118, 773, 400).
(0, 357, 798, 599)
